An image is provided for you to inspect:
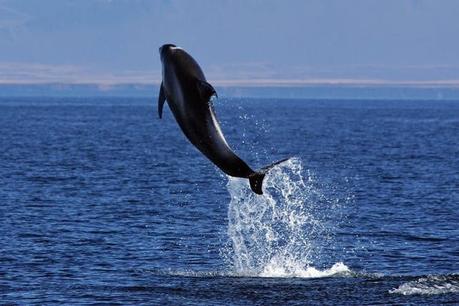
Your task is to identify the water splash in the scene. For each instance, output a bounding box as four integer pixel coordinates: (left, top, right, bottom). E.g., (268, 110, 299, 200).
(390, 275, 459, 295)
(224, 157, 349, 278)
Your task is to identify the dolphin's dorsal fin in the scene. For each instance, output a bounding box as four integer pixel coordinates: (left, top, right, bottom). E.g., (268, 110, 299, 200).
(196, 79, 218, 102)
(158, 82, 166, 119)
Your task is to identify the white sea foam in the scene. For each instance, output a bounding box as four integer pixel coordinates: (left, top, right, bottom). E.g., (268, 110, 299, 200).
(224, 157, 349, 278)
(156, 262, 350, 279)
(260, 261, 350, 278)
(390, 275, 459, 295)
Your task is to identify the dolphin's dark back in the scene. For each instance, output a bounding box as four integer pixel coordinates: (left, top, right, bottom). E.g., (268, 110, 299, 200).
(160, 46, 254, 179)
(158, 44, 289, 194)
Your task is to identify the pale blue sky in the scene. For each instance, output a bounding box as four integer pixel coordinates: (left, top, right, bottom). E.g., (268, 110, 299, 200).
(1, 0, 458, 85)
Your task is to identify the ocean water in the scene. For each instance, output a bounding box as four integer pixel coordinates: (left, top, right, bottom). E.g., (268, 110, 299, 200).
(1, 97, 458, 305)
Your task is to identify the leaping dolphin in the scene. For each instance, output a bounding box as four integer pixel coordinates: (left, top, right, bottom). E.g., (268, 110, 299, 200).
(158, 44, 288, 194)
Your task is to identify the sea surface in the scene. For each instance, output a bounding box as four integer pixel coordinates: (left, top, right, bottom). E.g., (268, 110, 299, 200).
(1, 97, 458, 305)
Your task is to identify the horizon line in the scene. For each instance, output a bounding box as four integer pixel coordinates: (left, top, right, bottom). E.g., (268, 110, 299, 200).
(2, 78, 459, 88)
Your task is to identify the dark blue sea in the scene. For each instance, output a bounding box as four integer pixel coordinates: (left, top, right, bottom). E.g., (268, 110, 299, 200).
(1, 96, 458, 305)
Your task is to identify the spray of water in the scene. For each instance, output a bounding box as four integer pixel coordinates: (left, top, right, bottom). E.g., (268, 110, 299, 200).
(224, 157, 350, 278)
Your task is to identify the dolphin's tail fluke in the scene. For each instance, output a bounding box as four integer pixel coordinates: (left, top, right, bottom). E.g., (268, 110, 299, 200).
(248, 158, 291, 195)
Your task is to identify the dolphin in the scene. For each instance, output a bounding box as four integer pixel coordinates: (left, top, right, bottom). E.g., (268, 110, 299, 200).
(158, 44, 288, 194)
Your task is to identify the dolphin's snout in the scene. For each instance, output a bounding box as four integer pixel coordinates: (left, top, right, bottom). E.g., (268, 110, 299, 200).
(159, 44, 177, 55)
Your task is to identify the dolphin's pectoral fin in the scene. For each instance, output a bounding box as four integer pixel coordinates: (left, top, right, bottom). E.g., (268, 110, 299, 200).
(197, 79, 218, 102)
(158, 82, 166, 119)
